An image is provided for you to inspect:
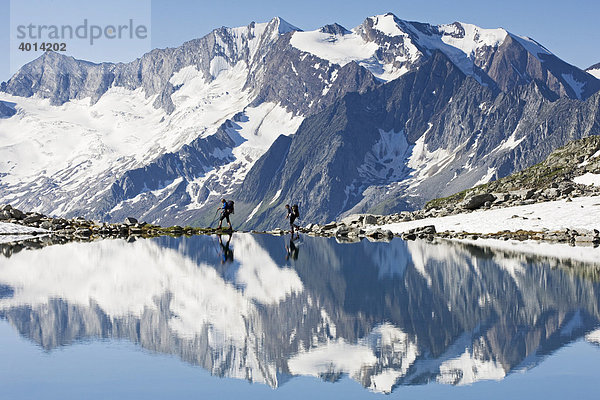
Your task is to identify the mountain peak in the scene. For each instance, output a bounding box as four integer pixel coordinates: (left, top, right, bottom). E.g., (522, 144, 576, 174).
(364, 13, 409, 37)
(269, 16, 301, 34)
(319, 23, 350, 35)
(586, 62, 600, 71)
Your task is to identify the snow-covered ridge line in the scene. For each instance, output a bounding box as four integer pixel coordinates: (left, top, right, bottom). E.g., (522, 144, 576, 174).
(288, 12, 551, 83)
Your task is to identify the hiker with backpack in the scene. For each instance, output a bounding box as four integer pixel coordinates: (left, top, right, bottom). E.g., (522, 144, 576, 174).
(218, 198, 234, 230)
(285, 204, 300, 237)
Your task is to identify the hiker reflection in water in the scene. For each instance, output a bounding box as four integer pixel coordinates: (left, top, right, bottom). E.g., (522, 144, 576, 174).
(218, 233, 234, 264)
(285, 204, 300, 238)
(285, 234, 299, 261)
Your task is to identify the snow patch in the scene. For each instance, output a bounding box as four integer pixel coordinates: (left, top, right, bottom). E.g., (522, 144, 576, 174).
(245, 201, 262, 223)
(439, 22, 507, 58)
(511, 35, 552, 60)
(358, 129, 410, 181)
(288, 340, 377, 378)
(587, 68, 600, 80)
(438, 348, 505, 385)
(290, 30, 378, 67)
(370, 14, 406, 37)
(574, 173, 600, 187)
(0, 222, 47, 235)
(586, 329, 600, 345)
(474, 167, 496, 186)
(290, 28, 409, 81)
(498, 130, 526, 152)
(561, 310, 583, 337)
(562, 73, 586, 100)
(407, 134, 454, 184)
(270, 189, 283, 204)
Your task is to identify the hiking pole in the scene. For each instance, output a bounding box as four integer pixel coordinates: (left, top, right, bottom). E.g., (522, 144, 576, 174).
(210, 209, 219, 228)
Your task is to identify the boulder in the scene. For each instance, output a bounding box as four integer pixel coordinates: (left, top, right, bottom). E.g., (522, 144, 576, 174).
(124, 217, 138, 225)
(365, 228, 393, 239)
(23, 214, 43, 224)
(408, 225, 436, 235)
(558, 182, 575, 195)
(542, 188, 561, 198)
(491, 193, 509, 203)
(334, 225, 350, 236)
(460, 193, 496, 210)
(401, 233, 417, 241)
(40, 221, 52, 230)
(340, 214, 363, 226)
(321, 222, 337, 230)
(363, 214, 378, 227)
(9, 208, 24, 220)
(510, 189, 535, 200)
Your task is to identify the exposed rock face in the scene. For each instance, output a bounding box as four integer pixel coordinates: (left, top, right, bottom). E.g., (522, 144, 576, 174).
(0, 101, 16, 118)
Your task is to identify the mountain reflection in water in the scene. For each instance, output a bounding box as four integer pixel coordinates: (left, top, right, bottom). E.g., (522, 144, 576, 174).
(0, 234, 599, 394)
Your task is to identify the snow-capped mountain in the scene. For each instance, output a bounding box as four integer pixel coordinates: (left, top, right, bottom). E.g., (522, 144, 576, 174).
(587, 62, 600, 80)
(1, 14, 599, 227)
(1, 235, 599, 392)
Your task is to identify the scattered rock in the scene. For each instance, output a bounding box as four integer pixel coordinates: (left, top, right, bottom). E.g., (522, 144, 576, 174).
(408, 225, 436, 235)
(461, 193, 496, 210)
(321, 222, 337, 230)
(23, 214, 43, 224)
(510, 189, 536, 200)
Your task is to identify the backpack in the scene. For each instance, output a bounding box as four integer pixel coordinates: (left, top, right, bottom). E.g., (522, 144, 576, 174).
(226, 200, 235, 214)
(292, 204, 299, 218)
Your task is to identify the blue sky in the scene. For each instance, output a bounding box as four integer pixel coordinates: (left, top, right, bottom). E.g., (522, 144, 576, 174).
(1, 0, 599, 81)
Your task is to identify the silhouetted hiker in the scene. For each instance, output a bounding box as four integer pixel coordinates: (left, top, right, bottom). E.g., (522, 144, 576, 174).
(218, 198, 234, 230)
(285, 234, 299, 261)
(218, 233, 234, 264)
(285, 204, 300, 237)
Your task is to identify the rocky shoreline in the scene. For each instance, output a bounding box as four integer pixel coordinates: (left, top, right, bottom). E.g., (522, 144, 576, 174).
(299, 182, 600, 247)
(0, 204, 242, 257)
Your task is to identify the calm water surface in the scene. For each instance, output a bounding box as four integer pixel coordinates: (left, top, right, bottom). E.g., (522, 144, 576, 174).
(1, 234, 599, 399)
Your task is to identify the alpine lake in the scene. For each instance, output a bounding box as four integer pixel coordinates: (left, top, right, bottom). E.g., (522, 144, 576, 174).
(1, 233, 600, 399)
